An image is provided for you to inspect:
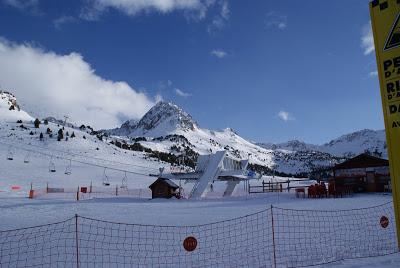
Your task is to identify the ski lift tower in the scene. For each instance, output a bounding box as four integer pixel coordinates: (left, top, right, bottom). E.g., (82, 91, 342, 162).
(63, 115, 69, 127)
(159, 150, 260, 199)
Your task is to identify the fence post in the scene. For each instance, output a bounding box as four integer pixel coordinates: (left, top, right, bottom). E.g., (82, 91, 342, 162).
(75, 214, 80, 268)
(270, 205, 277, 268)
(28, 182, 34, 199)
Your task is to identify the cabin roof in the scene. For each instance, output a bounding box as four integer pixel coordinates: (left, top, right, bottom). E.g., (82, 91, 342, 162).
(149, 178, 179, 190)
(333, 153, 389, 170)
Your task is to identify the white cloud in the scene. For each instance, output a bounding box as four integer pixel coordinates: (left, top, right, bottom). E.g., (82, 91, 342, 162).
(81, 0, 214, 20)
(361, 22, 375, 55)
(0, 38, 156, 129)
(2, 0, 41, 14)
(155, 94, 163, 102)
(53, 15, 78, 30)
(207, 0, 230, 34)
(175, 88, 192, 97)
(278, 111, 294, 122)
(369, 70, 378, 77)
(210, 49, 227, 58)
(2, 0, 38, 9)
(265, 11, 287, 30)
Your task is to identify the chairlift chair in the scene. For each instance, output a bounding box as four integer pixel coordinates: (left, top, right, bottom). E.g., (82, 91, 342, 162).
(49, 157, 56, 173)
(102, 168, 110, 186)
(120, 172, 128, 189)
(64, 160, 72, 175)
(7, 147, 13, 160)
(24, 152, 30, 163)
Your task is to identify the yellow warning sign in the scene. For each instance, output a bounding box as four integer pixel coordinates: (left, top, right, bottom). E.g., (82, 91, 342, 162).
(370, 0, 400, 248)
(385, 13, 400, 51)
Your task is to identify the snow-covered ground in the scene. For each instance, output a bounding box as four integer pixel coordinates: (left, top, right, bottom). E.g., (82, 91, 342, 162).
(0, 191, 393, 229)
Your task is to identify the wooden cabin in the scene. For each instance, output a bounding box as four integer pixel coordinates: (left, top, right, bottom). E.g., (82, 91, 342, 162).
(332, 154, 390, 193)
(149, 178, 179, 199)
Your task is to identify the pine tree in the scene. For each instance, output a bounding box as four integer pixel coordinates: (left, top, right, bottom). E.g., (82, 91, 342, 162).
(34, 118, 40, 128)
(57, 129, 64, 141)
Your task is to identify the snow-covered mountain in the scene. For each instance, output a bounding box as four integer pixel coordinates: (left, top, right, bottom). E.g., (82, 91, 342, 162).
(106, 102, 196, 137)
(258, 129, 387, 159)
(259, 140, 320, 152)
(104, 101, 352, 174)
(320, 129, 386, 158)
(0, 91, 167, 192)
(0, 91, 33, 122)
(0, 91, 387, 176)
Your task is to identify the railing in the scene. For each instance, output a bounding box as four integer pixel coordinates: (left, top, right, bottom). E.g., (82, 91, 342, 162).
(28, 184, 152, 200)
(249, 179, 315, 194)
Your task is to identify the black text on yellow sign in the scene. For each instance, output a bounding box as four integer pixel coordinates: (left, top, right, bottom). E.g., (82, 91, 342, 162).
(370, 0, 400, 249)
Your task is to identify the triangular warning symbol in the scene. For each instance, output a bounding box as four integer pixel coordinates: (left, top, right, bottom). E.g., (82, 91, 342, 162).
(384, 13, 400, 51)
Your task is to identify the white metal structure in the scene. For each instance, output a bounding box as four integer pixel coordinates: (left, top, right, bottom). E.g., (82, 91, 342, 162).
(159, 151, 260, 199)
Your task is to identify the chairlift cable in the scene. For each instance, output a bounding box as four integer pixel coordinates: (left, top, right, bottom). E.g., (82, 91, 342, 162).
(0, 141, 154, 177)
(0, 140, 158, 171)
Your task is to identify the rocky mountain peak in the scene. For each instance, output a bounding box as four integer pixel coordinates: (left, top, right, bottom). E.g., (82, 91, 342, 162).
(133, 101, 198, 135)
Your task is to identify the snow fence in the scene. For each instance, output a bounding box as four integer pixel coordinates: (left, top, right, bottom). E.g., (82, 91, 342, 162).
(0, 202, 397, 267)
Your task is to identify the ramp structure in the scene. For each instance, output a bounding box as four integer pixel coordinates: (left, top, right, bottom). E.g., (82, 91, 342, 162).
(160, 151, 260, 198)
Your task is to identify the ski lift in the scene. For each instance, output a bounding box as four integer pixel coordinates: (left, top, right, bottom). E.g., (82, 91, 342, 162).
(64, 160, 72, 175)
(23, 152, 30, 163)
(7, 147, 13, 161)
(49, 157, 56, 173)
(102, 168, 110, 186)
(209, 183, 214, 192)
(120, 172, 128, 189)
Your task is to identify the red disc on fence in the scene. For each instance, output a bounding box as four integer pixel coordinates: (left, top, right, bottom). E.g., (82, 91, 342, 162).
(380, 216, 389, 229)
(183, 236, 197, 252)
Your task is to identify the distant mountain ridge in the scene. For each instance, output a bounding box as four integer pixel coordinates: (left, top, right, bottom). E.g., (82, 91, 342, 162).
(103, 101, 387, 174)
(258, 129, 387, 159)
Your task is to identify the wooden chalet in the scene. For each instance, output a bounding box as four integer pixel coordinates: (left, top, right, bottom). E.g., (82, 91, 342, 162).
(332, 153, 390, 193)
(149, 178, 179, 199)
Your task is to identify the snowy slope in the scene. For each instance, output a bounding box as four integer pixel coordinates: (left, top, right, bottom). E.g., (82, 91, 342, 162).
(0, 119, 167, 193)
(0, 91, 33, 122)
(320, 129, 387, 158)
(0, 92, 172, 196)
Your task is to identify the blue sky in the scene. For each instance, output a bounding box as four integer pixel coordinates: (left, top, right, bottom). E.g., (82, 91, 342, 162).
(0, 0, 381, 144)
